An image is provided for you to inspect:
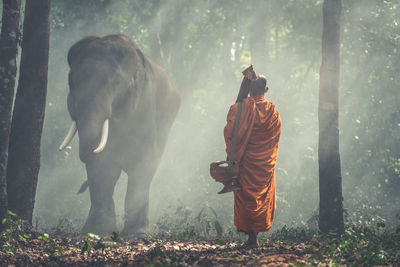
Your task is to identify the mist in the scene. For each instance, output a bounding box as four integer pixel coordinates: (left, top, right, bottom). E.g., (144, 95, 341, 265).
(27, 0, 400, 237)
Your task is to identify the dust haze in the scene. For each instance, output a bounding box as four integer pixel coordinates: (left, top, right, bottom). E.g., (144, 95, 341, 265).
(19, 0, 399, 236)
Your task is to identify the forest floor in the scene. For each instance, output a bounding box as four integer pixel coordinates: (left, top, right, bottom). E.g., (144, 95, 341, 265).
(1, 217, 399, 266)
(1, 236, 312, 266)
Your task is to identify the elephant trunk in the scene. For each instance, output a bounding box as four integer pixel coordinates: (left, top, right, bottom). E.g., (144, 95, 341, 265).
(59, 121, 77, 151)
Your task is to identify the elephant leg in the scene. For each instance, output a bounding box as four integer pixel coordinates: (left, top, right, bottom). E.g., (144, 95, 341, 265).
(122, 166, 155, 237)
(82, 160, 121, 235)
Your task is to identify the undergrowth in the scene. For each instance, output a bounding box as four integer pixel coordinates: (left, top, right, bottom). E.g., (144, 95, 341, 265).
(1, 209, 400, 265)
(310, 222, 400, 265)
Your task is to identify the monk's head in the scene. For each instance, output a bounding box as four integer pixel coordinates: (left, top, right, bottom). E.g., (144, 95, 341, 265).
(250, 75, 268, 96)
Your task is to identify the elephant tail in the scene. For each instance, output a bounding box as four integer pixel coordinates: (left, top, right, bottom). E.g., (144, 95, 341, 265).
(77, 180, 89, 194)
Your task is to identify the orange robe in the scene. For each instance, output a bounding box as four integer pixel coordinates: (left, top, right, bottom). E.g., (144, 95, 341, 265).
(224, 95, 281, 232)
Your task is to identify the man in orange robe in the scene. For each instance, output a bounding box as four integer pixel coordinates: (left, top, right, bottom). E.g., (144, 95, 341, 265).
(224, 75, 281, 247)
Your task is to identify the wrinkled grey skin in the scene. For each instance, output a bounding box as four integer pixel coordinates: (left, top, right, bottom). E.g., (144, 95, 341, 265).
(66, 34, 180, 236)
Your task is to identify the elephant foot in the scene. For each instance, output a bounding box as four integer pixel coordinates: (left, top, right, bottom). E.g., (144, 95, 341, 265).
(81, 210, 117, 235)
(121, 224, 148, 238)
(81, 221, 118, 236)
(121, 230, 148, 239)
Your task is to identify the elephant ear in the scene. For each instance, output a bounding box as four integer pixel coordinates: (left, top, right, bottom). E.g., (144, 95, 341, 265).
(109, 39, 150, 116)
(68, 36, 99, 67)
(128, 48, 150, 111)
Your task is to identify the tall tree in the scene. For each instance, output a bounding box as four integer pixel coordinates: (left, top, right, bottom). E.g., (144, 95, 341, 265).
(169, 1, 185, 90)
(155, 1, 187, 98)
(130, 0, 161, 61)
(0, 0, 22, 227)
(318, 0, 344, 234)
(7, 0, 51, 223)
(249, 0, 269, 74)
(158, 1, 185, 81)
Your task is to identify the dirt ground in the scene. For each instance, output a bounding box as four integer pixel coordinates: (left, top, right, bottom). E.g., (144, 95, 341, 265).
(0, 235, 314, 266)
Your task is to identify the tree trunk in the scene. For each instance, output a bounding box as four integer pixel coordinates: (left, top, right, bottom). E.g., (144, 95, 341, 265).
(274, 14, 279, 61)
(0, 0, 21, 227)
(136, 0, 161, 62)
(318, 0, 344, 235)
(249, 0, 269, 74)
(7, 0, 51, 223)
(158, 1, 184, 76)
(169, 1, 185, 90)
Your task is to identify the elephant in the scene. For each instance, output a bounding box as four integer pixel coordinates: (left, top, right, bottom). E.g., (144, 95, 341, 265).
(59, 34, 180, 236)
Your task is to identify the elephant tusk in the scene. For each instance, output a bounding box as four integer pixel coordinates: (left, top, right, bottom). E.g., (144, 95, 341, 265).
(93, 119, 109, 153)
(59, 121, 77, 151)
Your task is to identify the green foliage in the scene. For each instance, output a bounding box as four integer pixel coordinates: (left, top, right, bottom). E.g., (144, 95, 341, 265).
(8, 211, 16, 217)
(1, 217, 26, 255)
(111, 231, 120, 242)
(154, 205, 229, 241)
(80, 237, 91, 255)
(147, 241, 180, 262)
(312, 222, 400, 265)
(80, 232, 110, 255)
(38, 233, 50, 242)
(270, 225, 317, 241)
(214, 239, 225, 246)
(264, 222, 399, 265)
(147, 242, 166, 258)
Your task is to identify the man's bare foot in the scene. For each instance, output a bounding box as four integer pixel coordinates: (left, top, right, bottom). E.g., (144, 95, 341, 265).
(244, 240, 260, 248)
(246, 232, 260, 248)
